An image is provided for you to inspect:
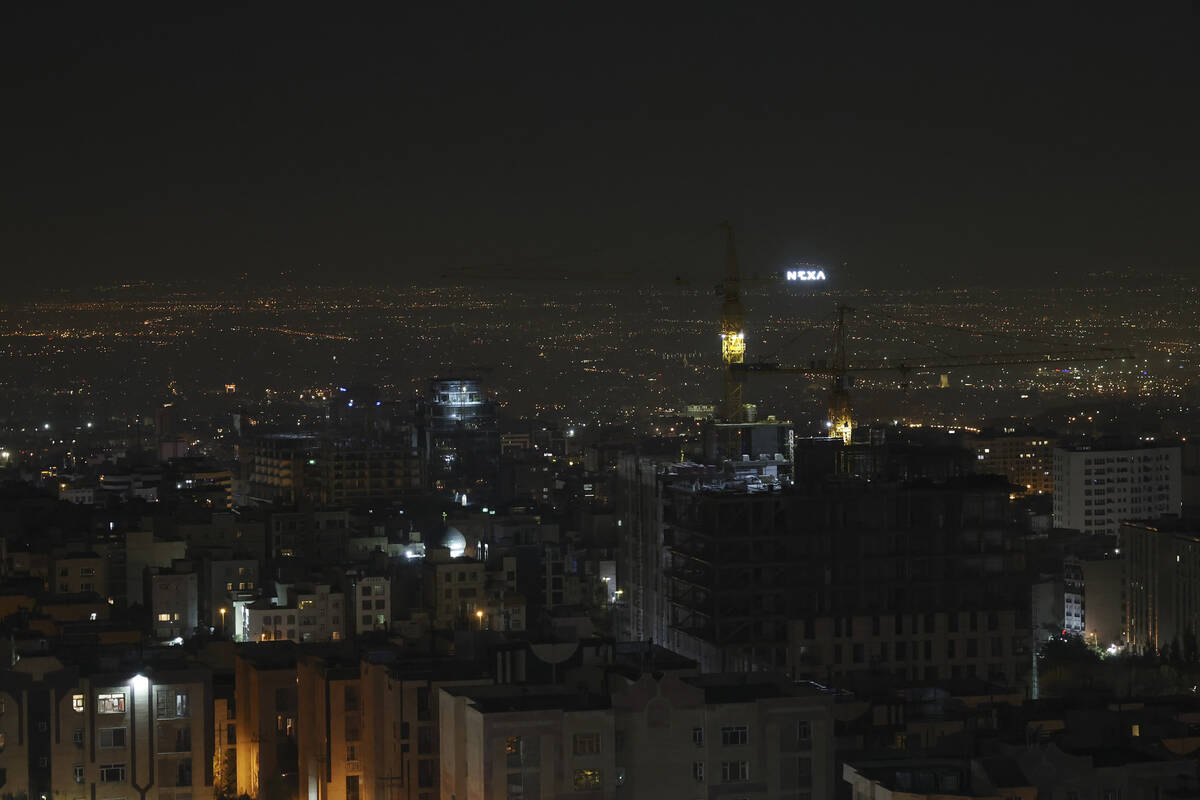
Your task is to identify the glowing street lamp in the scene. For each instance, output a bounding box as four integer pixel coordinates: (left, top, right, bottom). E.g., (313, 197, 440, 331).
(219, 607, 227, 635)
(475, 609, 484, 629)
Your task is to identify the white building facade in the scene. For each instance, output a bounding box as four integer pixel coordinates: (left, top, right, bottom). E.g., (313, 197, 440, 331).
(1053, 445, 1181, 536)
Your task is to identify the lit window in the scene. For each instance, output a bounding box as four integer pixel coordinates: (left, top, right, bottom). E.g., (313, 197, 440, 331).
(97, 693, 126, 714)
(573, 768, 602, 790)
(72, 693, 85, 712)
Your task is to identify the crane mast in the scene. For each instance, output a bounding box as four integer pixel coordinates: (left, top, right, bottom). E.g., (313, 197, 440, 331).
(719, 222, 746, 423)
(829, 303, 855, 444)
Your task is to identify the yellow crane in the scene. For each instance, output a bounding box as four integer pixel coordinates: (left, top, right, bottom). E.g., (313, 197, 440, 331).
(736, 303, 1135, 444)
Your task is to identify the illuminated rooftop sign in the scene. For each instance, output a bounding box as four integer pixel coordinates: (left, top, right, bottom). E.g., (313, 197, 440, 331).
(786, 268, 826, 282)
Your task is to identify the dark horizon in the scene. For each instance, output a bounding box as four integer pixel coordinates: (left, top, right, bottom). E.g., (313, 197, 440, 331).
(4, 3, 1198, 292)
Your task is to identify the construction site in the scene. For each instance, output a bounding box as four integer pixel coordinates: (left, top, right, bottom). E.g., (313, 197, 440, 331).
(617, 225, 1134, 681)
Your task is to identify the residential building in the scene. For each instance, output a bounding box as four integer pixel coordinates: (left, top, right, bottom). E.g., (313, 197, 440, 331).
(354, 575, 391, 635)
(152, 570, 200, 640)
(439, 672, 836, 800)
(1122, 519, 1200, 653)
(425, 556, 486, 629)
(238, 585, 346, 644)
(0, 664, 213, 800)
(205, 558, 260, 630)
(968, 431, 1055, 497)
(52, 550, 107, 597)
(235, 645, 299, 800)
(1053, 444, 1182, 535)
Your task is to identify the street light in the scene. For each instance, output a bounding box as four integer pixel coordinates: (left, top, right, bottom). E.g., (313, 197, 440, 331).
(219, 607, 227, 636)
(475, 609, 484, 630)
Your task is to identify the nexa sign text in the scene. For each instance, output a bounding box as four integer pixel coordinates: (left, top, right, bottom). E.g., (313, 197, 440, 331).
(786, 269, 826, 281)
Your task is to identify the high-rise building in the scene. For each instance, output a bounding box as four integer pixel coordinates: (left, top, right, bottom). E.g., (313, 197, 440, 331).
(1122, 519, 1200, 653)
(424, 378, 499, 503)
(1053, 444, 1182, 535)
(619, 460, 1031, 684)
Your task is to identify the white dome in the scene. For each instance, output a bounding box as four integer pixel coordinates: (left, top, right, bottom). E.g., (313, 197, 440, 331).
(441, 526, 467, 557)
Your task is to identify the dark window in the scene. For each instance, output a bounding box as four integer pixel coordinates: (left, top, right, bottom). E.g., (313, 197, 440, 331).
(346, 775, 361, 800)
(417, 687, 431, 721)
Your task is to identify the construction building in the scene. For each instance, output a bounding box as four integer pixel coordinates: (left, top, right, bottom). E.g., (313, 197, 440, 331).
(619, 458, 1032, 685)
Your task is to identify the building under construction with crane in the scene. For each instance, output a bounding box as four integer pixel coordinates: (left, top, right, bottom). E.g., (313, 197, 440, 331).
(615, 226, 1133, 688)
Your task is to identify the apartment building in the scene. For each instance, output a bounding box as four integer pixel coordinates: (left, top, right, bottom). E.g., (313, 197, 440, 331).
(354, 575, 391, 635)
(235, 645, 299, 800)
(237, 584, 346, 643)
(968, 431, 1055, 497)
(152, 570, 199, 640)
(425, 557, 486, 629)
(0, 664, 213, 800)
(52, 550, 107, 596)
(294, 648, 491, 800)
(1122, 519, 1200, 653)
(439, 672, 835, 800)
(1053, 444, 1181, 535)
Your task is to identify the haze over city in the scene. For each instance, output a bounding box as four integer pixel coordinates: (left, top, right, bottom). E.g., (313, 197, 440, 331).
(2, 5, 1200, 800)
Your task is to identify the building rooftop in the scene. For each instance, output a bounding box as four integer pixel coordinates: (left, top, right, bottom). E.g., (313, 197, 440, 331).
(443, 683, 610, 713)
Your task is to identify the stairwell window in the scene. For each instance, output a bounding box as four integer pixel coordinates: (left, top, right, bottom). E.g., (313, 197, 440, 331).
(721, 760, 750, 783)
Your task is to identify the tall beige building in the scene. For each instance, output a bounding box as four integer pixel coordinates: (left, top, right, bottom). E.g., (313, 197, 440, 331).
(291, 649, 491, 800)
(0, 664, 213, 800)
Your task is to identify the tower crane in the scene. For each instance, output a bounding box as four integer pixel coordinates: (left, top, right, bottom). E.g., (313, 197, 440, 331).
(735, 303, 1135, 444)
(719, 223, 747, 422)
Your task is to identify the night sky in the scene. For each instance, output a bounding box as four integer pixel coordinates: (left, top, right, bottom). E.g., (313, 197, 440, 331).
(4, 3, 1198, 291)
